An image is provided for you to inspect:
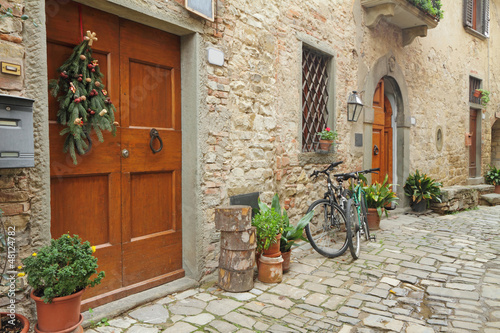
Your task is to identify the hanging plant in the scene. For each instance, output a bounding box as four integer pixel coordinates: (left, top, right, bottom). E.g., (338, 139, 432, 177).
(49, 31, 118, 165)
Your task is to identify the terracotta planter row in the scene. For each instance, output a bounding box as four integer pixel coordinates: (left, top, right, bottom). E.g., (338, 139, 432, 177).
(257, 233, 294, 283)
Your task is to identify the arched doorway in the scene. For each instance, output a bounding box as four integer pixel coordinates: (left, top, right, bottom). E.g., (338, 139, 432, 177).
(362, 53, 410, 206)
(492, 119, 500, 168)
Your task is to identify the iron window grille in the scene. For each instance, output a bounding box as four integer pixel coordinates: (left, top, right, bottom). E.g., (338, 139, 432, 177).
(469, 76, 482, 104)
(302, 48, 330, 152)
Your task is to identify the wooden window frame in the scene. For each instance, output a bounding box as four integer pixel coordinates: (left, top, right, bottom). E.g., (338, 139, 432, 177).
(464, 0, 490, 38)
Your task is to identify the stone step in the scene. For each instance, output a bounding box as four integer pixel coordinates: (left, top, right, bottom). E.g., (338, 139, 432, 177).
(480, 193, 500, 206)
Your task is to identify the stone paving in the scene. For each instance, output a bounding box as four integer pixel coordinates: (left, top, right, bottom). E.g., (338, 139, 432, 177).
(85, 206, 500, 332)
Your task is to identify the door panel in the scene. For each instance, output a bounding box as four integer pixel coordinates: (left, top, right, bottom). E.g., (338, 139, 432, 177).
(47, 2, 183, 308)
(119, 19, 183, 288)
(469, 109, 477, 177)
(371, 80, 393, 184)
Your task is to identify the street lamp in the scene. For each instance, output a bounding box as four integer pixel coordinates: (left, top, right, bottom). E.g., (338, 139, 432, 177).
(347, 91, 364, 122)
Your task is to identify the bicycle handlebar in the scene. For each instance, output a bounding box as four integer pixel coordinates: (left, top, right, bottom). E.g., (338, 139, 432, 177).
(310, 161, 343, 178)
(333, 167, 380, 181)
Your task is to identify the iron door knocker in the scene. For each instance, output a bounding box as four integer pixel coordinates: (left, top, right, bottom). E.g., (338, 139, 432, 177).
(149, 128, 163, 154)
(373, 145, 379, 156)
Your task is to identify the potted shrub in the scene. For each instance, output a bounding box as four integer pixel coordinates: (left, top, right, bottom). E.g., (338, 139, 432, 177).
(363, 175, 399, 229)
(316, 127, 338, 152)
(403, 170, 442, 212)
(484, 164, 500, 194)
(21, 234, 105, 333)
(280, 210, 313, 272)
(0, 209, 29, 333)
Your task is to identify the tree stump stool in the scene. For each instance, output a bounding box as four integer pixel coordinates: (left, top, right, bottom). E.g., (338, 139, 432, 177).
(215, 206, 256, 292)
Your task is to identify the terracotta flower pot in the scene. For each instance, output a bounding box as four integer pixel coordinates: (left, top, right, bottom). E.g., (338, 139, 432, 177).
(0, 312, 30, 333)
(473, 90, 481, 98)
(31, 289, 84, 333)
(262, 234, 281, 257)
(495, 185, 500, 194)
(366, 208, 381, 230)
(281, 250, 291, 273)
(258, 255, 283, 283)
(318, 139, 333, 151)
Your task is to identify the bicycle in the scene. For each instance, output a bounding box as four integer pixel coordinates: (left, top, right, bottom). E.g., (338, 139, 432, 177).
(305, 161, 353, 258)
(334, 168, 379, 259)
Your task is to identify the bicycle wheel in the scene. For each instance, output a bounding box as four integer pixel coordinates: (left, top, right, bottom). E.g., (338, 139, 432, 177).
(360, 194, 371, 241)
(346, 199, 360, 259)
(305, 199, 349, 258)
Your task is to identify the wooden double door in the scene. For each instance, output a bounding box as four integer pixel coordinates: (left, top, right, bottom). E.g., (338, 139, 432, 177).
(371, 80, 393, 184)
(47, 2, 183, 308)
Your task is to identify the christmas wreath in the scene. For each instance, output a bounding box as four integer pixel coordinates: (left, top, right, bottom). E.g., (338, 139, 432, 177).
(49, 31, 118, 165)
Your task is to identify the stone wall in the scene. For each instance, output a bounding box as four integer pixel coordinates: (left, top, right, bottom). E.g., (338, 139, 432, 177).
(3, 0, 500, 315)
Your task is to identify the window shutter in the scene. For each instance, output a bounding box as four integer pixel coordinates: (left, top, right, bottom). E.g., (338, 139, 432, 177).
(483, 0, 490, 37)
(463, 0, 473, 28)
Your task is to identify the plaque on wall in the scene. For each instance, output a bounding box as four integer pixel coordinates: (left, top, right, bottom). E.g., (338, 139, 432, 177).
(185, 0, 214, 21)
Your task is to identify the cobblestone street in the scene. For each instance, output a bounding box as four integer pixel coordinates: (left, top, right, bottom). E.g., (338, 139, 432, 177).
(84, 206, 500, 332)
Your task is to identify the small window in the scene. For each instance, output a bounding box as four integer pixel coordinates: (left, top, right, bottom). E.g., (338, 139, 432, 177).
(302, 48, 331, 152)
(464, 0, 490, 37)
(469, 76, 482, 104)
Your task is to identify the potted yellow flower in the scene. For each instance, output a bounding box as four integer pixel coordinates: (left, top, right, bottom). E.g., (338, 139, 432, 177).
(21, 234, 104, 333)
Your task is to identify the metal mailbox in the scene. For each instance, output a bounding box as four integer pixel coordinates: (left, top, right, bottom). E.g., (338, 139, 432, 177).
(0, 94, 35, 168)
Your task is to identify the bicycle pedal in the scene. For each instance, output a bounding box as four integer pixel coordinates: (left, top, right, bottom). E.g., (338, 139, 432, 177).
(370, 235, 376, 241)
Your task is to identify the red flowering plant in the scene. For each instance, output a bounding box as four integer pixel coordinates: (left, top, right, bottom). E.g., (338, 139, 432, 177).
(317, 127, 338, 141)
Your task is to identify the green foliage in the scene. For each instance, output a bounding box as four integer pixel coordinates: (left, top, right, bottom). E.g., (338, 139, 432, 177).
(476, 89, 490, 107)
(403, 169, 442, 205)
(407, 0, 444, 20)
(21, 234, 105, 303)
(317, 127, 338, 141)
(363, 175, 399, 217)
(252, 194, 285, 252)
(50, 37, 117, 165)
(280, 209, 312, 253)
(484, 165, 500, 186)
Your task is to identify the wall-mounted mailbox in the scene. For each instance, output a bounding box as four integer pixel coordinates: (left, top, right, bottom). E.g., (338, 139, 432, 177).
(0, 94, 35, 168)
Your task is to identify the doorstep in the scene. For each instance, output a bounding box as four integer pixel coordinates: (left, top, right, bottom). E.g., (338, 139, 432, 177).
(81, 277, 198, 328)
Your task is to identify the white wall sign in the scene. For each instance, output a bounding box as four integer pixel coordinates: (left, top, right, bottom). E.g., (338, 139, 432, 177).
(207, 48, 224, 67)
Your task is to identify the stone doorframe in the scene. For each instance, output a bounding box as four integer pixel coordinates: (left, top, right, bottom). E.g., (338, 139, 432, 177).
(361, 52, 411, 207)
(29, 0, 205, 280)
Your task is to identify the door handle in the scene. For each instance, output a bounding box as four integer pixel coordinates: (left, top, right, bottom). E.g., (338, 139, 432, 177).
(122, 149, 129, 158)
(373, 145, 379, 155)
(149, 128, 163, 154)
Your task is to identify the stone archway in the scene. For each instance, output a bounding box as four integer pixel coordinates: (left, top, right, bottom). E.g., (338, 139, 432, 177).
(361, 52, 411, 207)
(492, 119, 500, 168)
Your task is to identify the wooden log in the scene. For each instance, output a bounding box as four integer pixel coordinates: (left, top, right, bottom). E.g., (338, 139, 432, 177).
(215, 206, 252, 231)
(219, 248, 255, 270)
(220, 227, 256, 250)
(218, 267, 254, 292)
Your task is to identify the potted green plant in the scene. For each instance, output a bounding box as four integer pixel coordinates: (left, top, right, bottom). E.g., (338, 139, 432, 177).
(363, 175, 399, 229)
(403, 170, 442, 212)
(484, 164, 500, 194)
(21, 234, 105, 333)
(0, 209, 30, 333)
(316, 127, 338, 152)
(252, 195, 284, 256)
(474, 88, 490, 107)
(280, 210, 313, 272)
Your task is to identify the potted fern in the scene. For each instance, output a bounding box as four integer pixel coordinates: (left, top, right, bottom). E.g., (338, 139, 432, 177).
(403, 170, 442, 212)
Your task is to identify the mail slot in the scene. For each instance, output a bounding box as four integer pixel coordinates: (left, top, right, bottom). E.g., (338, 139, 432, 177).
(0, 94, 35, 168)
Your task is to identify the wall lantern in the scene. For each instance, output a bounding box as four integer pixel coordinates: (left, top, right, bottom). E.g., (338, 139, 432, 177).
(347, 91, 364, 122)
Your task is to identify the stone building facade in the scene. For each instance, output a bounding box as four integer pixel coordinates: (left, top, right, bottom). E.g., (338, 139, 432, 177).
(0, 0, 499, 317)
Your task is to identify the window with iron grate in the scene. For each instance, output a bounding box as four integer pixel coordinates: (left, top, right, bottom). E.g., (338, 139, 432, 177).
(469, 76, 482, 104)
(464, 0, 489, 37)
(302, 48, 331, 152)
